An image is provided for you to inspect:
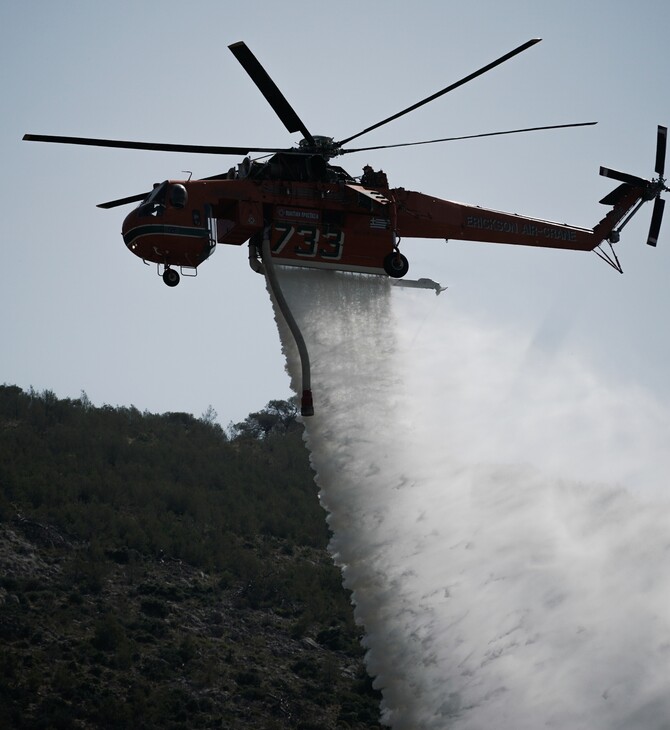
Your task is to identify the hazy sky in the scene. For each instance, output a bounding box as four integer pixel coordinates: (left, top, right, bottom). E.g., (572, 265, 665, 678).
(2, 0, 670, 425)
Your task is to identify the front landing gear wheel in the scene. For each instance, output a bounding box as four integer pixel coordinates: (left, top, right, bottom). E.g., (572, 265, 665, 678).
(163, 268, 180, 287)
(383, 251, 409, 278)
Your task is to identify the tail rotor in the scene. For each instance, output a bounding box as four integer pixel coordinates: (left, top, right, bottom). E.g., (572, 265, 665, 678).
(600, 125, 668, 247)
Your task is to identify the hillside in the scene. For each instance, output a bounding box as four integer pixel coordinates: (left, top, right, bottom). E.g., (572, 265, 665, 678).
(0, 386, 382, 729)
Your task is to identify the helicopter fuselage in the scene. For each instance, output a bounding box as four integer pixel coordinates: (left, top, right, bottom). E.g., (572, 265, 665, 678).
(26, 38, 664, 286)
(121, 152, 647, 283)
(121, 170, 402, 277)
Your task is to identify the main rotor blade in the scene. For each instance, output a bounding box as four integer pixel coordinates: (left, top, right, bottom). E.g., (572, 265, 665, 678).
(655, 125, 667, 177)
(23, 134, 280, 156)
(228, 42, 314, 145)
(340, 121, 597, 154)
(599, 166, 648, 187)
(96, 170, 241, 209)
(647, 196, 665, 247)
(337, 38, 542, 147)
(97, 192, 148, 209)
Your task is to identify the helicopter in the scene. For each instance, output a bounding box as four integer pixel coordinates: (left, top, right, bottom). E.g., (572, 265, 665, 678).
(23, 39, 668, 289)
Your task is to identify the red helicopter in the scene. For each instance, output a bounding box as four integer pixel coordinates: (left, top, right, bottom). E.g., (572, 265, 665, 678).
(24, 39, 668, 288)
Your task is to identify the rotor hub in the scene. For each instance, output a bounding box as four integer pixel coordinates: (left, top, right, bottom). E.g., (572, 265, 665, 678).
(298, 135, 339, 158)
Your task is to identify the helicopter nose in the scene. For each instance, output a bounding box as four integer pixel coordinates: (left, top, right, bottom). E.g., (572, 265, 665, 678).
(121, 209, 139, 251)
(122, 208, 153, 261)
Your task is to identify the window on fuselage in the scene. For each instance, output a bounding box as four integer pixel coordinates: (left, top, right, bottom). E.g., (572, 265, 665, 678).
(137, 181, 168, 217)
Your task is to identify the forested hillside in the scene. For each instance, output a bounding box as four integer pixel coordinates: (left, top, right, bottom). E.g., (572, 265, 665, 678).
(0, 386, 381, 729)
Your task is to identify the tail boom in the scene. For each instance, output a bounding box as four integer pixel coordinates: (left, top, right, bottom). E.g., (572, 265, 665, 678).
(392, 184, 650, 252)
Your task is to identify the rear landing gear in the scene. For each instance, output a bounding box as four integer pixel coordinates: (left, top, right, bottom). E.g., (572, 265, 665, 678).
(162, 268, 180, 287)
(383, 251, 409, 278)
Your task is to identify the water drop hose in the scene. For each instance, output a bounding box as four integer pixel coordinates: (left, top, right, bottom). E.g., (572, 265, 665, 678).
(261, 229, 314, 417)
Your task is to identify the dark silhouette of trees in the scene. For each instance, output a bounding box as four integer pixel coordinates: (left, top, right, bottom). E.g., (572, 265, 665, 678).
(0, 385, 382, 729)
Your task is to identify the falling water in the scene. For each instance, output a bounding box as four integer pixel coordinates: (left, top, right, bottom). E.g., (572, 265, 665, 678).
(270, 268, 670, 729)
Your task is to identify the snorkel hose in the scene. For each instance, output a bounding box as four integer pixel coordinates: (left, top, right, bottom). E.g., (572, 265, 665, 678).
(261, 228, 314, 417)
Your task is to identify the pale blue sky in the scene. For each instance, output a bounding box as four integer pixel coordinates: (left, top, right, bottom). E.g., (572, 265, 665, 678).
(2, 0, 669, 424)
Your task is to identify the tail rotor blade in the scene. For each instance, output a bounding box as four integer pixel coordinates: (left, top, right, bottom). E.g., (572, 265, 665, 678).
(655, 125, 667, 177)
(599, 166, 647, 187)
(647, 196, 665, 247)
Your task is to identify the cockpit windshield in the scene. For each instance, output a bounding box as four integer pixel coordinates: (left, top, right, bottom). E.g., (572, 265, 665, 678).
(137, 181, 168, 217)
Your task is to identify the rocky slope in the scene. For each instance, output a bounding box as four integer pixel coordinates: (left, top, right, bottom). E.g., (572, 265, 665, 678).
(0, 388, 382, 728)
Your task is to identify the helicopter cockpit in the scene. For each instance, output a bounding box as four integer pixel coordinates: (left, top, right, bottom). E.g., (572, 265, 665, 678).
(137, 181, 188, 217)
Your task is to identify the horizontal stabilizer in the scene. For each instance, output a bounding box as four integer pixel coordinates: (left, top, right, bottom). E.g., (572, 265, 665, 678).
(599, 182, 634, 206)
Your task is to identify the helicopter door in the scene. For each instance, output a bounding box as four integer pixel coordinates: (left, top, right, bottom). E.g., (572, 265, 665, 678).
(205, 205, 217, 258)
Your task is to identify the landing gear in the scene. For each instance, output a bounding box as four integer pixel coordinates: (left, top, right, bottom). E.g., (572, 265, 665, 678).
(162, 267, 180, 287)
(383, 250, 409, 278)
